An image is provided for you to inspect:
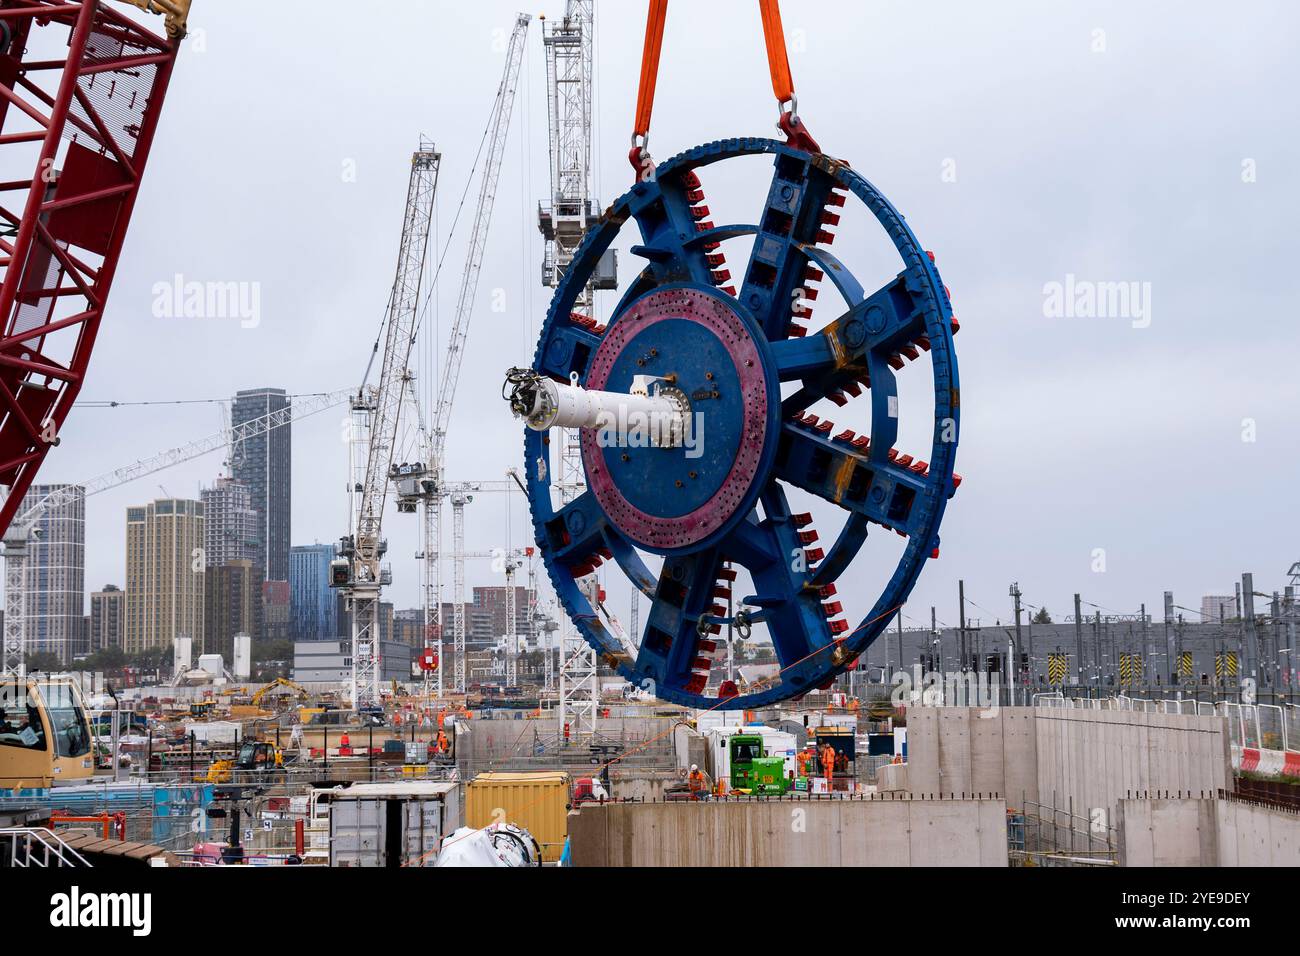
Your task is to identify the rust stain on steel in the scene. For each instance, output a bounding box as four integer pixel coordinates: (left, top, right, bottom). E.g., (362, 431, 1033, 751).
(831, 454, 857, 502)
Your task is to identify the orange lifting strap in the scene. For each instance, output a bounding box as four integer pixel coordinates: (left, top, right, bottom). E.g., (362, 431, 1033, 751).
(630, 0, 817, 173)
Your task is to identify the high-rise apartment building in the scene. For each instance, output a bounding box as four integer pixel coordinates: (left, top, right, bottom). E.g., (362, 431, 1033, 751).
(18, 484, 86, 662)
(204, 559, 258, 662)
(201, 477, 260, 570)
(230, 387, 291, 582)
(123, 499, 205, 654)
(1201, 594, 1236, 624)
(90, 585, 124, 653)
(290, 543, 338, 640)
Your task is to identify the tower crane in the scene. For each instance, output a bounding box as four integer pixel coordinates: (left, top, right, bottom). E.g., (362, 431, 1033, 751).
(390, 13, 532, 697)
(333, 144, 441, 714)
(2, 388, 351, 678)
(539, 0, 611, 739)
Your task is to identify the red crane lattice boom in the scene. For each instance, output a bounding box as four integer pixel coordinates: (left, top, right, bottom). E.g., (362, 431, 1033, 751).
(0, 0, 184, 533)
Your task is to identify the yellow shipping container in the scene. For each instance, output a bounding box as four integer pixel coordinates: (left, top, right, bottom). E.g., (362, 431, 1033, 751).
(465, 771, 571, 863)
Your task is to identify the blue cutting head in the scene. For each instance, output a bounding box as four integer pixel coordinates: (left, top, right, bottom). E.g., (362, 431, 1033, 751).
(522, 138, 961, 709)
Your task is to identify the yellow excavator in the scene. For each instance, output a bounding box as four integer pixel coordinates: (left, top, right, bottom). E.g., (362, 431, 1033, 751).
(251, 677, 309, 709)
(207, 739, 285, 784)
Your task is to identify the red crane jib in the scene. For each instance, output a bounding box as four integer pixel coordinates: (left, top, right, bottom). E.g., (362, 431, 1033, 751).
(0, 1, 183, 532)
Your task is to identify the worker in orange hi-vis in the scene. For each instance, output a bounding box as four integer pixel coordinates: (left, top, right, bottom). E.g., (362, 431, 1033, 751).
(437, 708, 446, 729)
(820, 742, 836, 785)
(436, 729, 448, 754)
(687, 764, 707, 795)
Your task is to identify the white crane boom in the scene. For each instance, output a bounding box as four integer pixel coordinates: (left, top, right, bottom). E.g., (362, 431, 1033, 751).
(430, 13, 532, 467)
(1, 388, 351, 678)
(342, 144, 440, 712)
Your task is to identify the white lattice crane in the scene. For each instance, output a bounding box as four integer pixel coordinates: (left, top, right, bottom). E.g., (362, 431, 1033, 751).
(334, 144, 440, 713)
(392, 13, 532, 697)
(539, 0, 612, 739)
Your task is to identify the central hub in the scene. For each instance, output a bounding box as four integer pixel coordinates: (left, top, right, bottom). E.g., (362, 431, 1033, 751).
(581, 285, 773, 553)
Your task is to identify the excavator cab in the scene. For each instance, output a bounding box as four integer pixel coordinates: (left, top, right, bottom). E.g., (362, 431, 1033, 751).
(236, 741, 283, 771)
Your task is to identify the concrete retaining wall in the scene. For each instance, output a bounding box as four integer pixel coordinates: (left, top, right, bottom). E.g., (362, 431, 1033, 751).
(1117, 797, 1300, 866)
(905, 706, 1228, 825)
(568, 796, 1007, 867)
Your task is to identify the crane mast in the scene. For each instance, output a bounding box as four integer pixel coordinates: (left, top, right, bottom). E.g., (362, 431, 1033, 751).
(339, 145, 440, 713)
(540, 0, 612, 740)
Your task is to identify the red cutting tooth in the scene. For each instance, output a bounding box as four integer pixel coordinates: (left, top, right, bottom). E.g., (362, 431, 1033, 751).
(718, 567, 738, 581)
(691, 205, 711, 220)
(916, 335, 931, 351)
(692, 658, 713, 671)
(698, 640, 718, 654)
(706, 623, 721, 635)
(798, 530, 819, 545)
(702, 240, 720, 251)
(887, 353, 905, 370)
(910, 460, 928, 475)
(944, 286, 952, 299)
(931, 548, 940, 559)
(815, 420, 833, 434)
(828, 391, 848, 407)
(842, 382, 862, 398)
(788, 324, 807, 337)
(818, 584, 838, 598)
(952, 474, 963, 489)
(816, 229, 836, 245)
(835, 429, 856, 443)
(685, 675, 707, 693)
(592, 324, 606, 335)
(896, 454, 914, 468)
(711, 269, 731, 284)
(802, 287, 819, 301)
(851, 436, 870, 450)
(820, 211, 841, 227)
(888, 448, 899, 461)
(825, 191, 847, 207)
(951, 316, 961, 333)
(709, 604, 726, 617)
(712, 587, 731, 600)
(901, 344, 919, 360)
(706, 253, 726, 267)
(804, 266, 825, 283)
(792, 512, 813, 527)
(805, 548, 825, 564)
(829, 620, 849, 634)
(598, 546, 613, 559)
(822, 601, 843, 616)
(571, 562, 593, 577)
(683, 171, 701, 189)
(925, 250, 935, 262)
(895, 529, 907, 538)
(857, 371, 871, 387)
(686, 189, 705, 203)
(802, 414, 819, 427)
(720, 286, 737, 297)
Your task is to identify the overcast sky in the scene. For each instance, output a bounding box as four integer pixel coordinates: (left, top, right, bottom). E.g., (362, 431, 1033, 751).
(26, 0, 1299, 631)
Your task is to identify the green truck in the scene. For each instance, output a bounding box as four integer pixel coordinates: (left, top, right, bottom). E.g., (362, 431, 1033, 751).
(728, 734, 791, 796)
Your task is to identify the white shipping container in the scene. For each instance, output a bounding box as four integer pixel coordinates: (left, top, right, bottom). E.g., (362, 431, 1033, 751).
(328, 782, 461, 868)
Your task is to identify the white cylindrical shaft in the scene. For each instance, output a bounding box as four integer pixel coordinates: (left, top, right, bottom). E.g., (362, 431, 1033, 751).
(525, 378, 682, 435)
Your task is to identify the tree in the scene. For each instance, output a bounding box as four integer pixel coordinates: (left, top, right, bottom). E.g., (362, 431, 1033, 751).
(23, 651, 62, 673)
(1032, 607, 1053, 625)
